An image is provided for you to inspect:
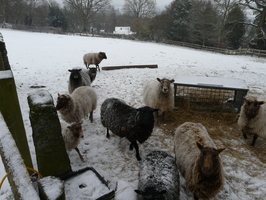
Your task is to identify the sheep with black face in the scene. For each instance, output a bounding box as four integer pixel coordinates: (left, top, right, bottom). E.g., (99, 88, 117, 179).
(83, 52, 107, 71)
(100, 98, 158, 161)
(68, 68, 91, 94)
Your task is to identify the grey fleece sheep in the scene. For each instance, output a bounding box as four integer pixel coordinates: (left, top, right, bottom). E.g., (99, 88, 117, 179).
(56, 86, 97, 123)
(83, 52, 107, 71)
(61, 122, 84, 161)
(174, 122, 225, 200)
(143, 78, 175, 123)
(100, 98, 158, 161)
(135, 150, 180, 200)
(237, 95, 266, 146)
(68, 68, 91, 94)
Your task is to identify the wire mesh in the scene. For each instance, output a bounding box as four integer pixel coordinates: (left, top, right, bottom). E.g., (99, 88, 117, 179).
(175, 85, 236, 112)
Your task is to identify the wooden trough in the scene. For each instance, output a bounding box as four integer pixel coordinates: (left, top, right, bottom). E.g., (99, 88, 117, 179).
(101, 64, 158, 70)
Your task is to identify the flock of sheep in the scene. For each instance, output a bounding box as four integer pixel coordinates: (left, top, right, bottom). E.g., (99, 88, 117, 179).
(53, 51, 266, 200)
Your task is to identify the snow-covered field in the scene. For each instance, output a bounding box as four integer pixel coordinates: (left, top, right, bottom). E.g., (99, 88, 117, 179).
(0, 29, 266, 199)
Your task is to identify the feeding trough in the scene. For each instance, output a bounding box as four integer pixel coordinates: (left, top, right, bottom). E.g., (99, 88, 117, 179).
(174, 75, 249, 112)
(61, 167, 115, 200)
(102, 64, 158, 70)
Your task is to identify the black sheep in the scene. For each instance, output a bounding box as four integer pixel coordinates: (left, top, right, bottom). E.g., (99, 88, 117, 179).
(135, 151, 180, 200)
(100, 98, 158, 160)
(68, 68, 91, 94)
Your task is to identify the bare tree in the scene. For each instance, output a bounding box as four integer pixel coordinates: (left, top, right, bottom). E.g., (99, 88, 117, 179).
(239, 0, 266, 49)
(64, 0, 111, 32)
(122, 0, 156, 18)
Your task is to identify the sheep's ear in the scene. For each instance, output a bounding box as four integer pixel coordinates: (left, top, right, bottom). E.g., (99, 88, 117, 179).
(157, 78, 161, 82)
(196, 142, 204, 150)
(58, 93, 60, 97)
(153, 108, 159, 113)
(68, 69, 72, 72)
(217, 148, 226, 154)
(170, 79, 175, 83)
(259, 101, 265, 105)
(134, 190, 145, 195)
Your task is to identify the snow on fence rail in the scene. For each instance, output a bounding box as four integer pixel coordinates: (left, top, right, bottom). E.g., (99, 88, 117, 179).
(163, 40, 266, 58)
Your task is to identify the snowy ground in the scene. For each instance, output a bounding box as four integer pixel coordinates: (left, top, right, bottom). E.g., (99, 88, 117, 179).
(0, 29, 266, 199)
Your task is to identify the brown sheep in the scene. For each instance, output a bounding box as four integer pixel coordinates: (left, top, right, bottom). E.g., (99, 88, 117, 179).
(174, 122, 225, 200)
(83, 52, 107, 71)
(61, 122, 84, 161)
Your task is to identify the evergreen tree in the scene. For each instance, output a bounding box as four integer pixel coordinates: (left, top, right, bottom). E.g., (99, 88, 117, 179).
(223, 5, 246, 49)
(48, 4, 68, 31)
(166, 0, 192, 42)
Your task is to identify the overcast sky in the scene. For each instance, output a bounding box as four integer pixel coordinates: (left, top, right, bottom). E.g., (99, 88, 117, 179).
(55, 0, 173, 10)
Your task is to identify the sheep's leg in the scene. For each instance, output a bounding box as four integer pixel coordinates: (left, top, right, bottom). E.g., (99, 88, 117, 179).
(162, 111, 165, 122)
(74, 147, 84, 162)
(129, 143, 133, 150)
(106, 128, 110, 138)
(131, 141, 141, 161)
(251, 134, 258, 146)
(242, 128, 248, 139)
(89, 111, 93, 122)
(193, 194, 199, 200)
(96, 64, 100, 72)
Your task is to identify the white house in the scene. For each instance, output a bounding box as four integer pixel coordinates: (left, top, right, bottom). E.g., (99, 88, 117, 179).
(113, 27, 136, 35)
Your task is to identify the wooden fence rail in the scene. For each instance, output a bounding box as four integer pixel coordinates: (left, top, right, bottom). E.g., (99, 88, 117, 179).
(163, 40, 266, 58)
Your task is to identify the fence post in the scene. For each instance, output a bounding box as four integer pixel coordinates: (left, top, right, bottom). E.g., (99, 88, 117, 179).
(0, 113, 40, 200)
(28, 89, 72, 177)
(0, 34, 33, 170)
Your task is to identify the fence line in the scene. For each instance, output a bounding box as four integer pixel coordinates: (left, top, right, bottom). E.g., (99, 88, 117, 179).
(162, 40, 266, 58)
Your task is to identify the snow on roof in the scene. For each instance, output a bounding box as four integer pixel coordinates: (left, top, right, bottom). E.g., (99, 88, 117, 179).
(0, 113, 40, 199)
(175, 75, 248, 90)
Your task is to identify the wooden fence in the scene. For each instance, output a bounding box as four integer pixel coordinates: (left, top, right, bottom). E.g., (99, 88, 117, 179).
(163, 40, 266, 58)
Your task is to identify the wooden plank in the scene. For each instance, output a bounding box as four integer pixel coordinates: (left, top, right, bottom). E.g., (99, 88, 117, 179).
(102, 64, 158, 70)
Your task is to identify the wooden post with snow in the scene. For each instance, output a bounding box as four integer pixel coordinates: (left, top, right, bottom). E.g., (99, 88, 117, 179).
(28, 89, 72, 177)
(0, 113, 40, 200)
(0, 33, 33, 170)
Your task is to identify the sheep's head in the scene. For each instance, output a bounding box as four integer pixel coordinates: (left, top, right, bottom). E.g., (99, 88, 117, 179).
(136, 106, 159, 125)
(135, 188, 167, 199)
(99, 52, 107, 59)
(243, 96, 265, 119)
(69, 68, 82, 80)
(197, 142, 225, 177)
(56, 94, 70, 110)
(67, 122, 83, 138)
(157, 78, 175, 93)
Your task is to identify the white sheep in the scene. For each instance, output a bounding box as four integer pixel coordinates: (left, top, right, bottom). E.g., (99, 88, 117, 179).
(174, 122, 225, 200)
(237, 95, 266, 146)
(56, 86, 97, 123)
(143, 78, 175, 124)
(61, 122, 84, 161)
(83, 52, 107, 71)
(68, 68, 91, 94)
